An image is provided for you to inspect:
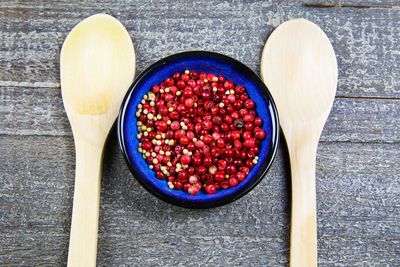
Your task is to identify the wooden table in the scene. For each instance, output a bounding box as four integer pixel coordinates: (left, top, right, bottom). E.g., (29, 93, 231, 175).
(1, 1, 399, 266)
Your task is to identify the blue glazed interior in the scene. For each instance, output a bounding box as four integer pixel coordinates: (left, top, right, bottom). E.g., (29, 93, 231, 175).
(118, 51, 279, 208)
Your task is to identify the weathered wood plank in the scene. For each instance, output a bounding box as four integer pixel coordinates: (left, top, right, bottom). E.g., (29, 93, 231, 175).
(303, 0, 400, 8)
(0, 135, 399, 265)
(2, 0, 399, 10)
(1, 86, 399, 143)
(266, 3, 400, 99)
(1, 1, 399, 266)
(0, 1, 399, 98)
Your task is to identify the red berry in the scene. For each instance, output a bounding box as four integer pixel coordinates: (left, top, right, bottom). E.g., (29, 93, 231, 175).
(220, 123, 229, 132)
(226, 164, 237, 175)
(254, 117, 263, 126)
(203, 134, 213, 144)
(243, 131, 252, 140)
(243, 114, 255, 122)
(195, 140, 205, 148)
(235, 85, 245, 94)
(152, 85, 160, 93)
(227, 94, 236, 103)
(205, 184, 217, 194)
(244, 138, 256, 148)
(228, 176, 239, 187)
(203, 155, 212, 167)
(193, 156, 202, 165)
(214, 171, 226, 182)
(180, 155, 191, 165)
(212, 132, 221, 140)
(210, 147, 221, 157)
(177, 170, 189, 182)
(170, 121, 180, 131)
(188, 185, 200, 195)
(233, 100, 242, 110)
(220, 181, 229, 189)
(183, 87, 193, 98)
(184, 183, 191, 191)
(216, 138, 225, 148)
(239, 167, 250, 175)
(236, 171, 246, 181)
(234, 139, 242, 149)
(177, 80, 186, 89)
(156, 121, 168, 131)
(224, 80, 234, 90)
(249, 146, 260, 154)
(224, 148, 234, 158)
(224, 115, 233, 124)
(154, 171, 163, 179)
(158, 106, 168, 116)
(173, 181, 183, 190)
(181, 73, 190, 82)
(194, 122, 202, 133)
(231, 111, 239, 120)
(141, 141, 152, 150)
(172, 72, 180, 80)
(244, 99, 255, 109)
(212, 116, 222, 125)
(254, 129, 266, 140)
(164, 93, 174, 102)
(184, 98, 194, 108)
(197, 166, 207, 175)
(244, 122, 254, 131)
(180, 136, 190, 145)
(245, 160, 254, 168)
(186, 131, 195, 139)
(210, 105, 219, 115)
(169, 110, 180, 119)
(202, 120, 213, 131)
(217, 160, 227, 170)
(239, 108, 248, 117)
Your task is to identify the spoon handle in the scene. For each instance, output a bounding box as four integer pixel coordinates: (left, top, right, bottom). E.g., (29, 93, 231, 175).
(67, 137, 104, 267)
(288, 136, 318, 267)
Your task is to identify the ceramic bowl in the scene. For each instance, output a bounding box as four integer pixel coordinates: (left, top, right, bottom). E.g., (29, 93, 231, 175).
(118, 51, 279, 208)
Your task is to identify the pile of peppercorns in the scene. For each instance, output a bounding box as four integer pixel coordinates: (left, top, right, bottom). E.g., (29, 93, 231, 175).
(135, 70, 266, 195)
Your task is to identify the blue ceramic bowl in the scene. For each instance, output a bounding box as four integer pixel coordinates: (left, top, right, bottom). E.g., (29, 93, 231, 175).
(118, 51, 279, 208)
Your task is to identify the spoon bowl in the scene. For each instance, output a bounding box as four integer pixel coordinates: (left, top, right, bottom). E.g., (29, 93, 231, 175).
(60, 14, 135, 266)
(261, 19, 337, 266)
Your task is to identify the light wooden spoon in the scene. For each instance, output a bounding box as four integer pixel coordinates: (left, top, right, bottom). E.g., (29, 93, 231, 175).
(60, 14, 135, 267)
(261, 19, 337, 266)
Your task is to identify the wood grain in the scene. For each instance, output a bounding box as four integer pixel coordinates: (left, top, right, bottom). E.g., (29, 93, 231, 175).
(303, 0, 400, 8)
(0, 135, 398, 266)
(1, 86, 399, 143)
(1, 0, 399, 266)
(0, 1, 399, 98)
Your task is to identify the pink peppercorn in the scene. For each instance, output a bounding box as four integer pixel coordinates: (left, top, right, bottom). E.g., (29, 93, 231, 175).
(136, 70, 266, 195)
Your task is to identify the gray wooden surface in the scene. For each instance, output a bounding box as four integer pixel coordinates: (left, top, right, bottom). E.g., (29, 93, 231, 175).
(0, 0, 399, 266)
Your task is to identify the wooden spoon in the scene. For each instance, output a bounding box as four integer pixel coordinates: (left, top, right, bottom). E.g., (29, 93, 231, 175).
(261, 19, 337, 266)
(60, 14, 135, 266)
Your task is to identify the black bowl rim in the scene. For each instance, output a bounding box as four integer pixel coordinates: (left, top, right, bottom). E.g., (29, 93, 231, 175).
(117, 50, 280, 209)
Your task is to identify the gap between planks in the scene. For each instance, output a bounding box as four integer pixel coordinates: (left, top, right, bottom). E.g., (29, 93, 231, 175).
(1, 82, 399, 101)
(303, 2, 400, 10)
(1, 133, 399, 145)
